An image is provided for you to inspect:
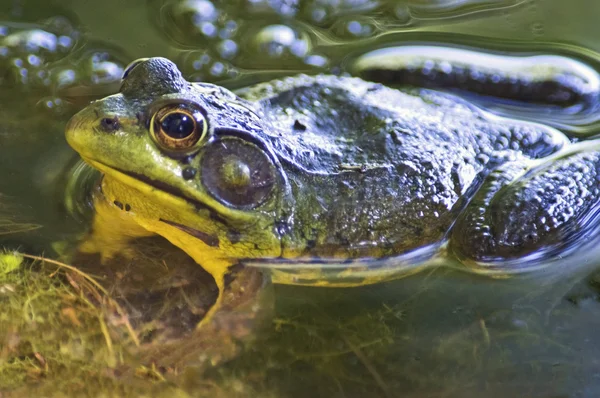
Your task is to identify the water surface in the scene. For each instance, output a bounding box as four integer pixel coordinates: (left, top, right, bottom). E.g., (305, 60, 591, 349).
(1, 0, 600, 397)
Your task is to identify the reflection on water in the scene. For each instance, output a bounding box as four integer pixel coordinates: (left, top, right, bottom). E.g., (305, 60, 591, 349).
(354, 45, 600, 117)
(1, 0, 600, 397)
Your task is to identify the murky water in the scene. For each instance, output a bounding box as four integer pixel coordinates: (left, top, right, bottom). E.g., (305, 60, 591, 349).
(2, 0, 600, 397)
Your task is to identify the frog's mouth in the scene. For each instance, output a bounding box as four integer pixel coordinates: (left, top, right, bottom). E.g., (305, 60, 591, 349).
(117, 168, 210, 211)
(83, 158, 226, 248)
(84, 158, 213, 211)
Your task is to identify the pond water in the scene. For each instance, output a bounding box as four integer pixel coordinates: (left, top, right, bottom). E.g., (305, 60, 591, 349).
(2, 0, 600, 397)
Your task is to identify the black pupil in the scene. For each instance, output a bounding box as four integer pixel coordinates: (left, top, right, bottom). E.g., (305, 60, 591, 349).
(160, 112, 196, 139)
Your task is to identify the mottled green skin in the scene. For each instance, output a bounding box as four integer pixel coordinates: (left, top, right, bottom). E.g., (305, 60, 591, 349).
(68, 57, 600, 274)
(239, 75, 572, 260)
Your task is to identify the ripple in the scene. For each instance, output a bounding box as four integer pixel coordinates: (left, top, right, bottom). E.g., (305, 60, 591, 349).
(0, 14, 130, 114)
(351, 44, 600, 135)
(298, 0, 381, 25)
(154, 0, 237, 46)
(253, 24, 310, 59)
(179, 51, 239, 82)
(406, 0, 523, 18)
(0, 20, 80, 88)
(151, 0, 530, 82)
(330, 17, 379, 39)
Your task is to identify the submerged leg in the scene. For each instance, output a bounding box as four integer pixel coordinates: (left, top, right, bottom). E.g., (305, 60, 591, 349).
(87, 175, 238, 327)
(195, 266, 226, 329)
(130, 216, 236, 328)
(450, 140, 600, 272)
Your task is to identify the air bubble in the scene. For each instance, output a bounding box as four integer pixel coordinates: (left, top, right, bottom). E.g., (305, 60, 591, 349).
(253, 24, 310, 59)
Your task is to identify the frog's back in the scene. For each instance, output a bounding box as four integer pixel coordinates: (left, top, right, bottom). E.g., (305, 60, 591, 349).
(238, 74, 567, 174)
(236, 75, 569, 265)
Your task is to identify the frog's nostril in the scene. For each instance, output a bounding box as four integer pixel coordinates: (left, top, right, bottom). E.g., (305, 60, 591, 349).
(100, 116, 120, 133)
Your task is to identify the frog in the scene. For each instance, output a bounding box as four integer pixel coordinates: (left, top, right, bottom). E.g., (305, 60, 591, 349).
(65, 56, 600, 325)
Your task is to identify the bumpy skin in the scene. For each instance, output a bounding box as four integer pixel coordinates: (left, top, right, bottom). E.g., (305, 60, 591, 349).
(66, 57, 600, 294)
(239, 77, 568, 260)
(452, 141, 600, 265)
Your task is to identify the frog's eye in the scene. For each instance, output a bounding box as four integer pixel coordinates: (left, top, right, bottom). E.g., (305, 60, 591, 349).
(121, 58, 148, 80)
(150, 104, 208, 151)
(201, 138, 276, 208)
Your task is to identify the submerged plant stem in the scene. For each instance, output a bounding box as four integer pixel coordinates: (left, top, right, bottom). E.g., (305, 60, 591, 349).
(342, 334, 391, 398)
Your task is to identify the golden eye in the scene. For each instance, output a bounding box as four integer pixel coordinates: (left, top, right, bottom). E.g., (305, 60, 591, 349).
(151, 104, 207, 150)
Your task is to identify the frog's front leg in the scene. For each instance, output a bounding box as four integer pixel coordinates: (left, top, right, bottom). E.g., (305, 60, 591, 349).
(450, 141, 600, 273)
(79, 186, 232, 328)
(128, 216, 235, 328)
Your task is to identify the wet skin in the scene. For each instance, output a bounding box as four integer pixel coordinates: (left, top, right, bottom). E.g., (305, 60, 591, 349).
(65, 56, 600, 324)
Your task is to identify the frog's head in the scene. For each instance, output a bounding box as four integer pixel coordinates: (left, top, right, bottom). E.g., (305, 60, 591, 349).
(66, 57, 292, 260)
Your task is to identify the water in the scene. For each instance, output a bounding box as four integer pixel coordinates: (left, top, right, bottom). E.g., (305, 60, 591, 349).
(1, 0, 600, 396)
